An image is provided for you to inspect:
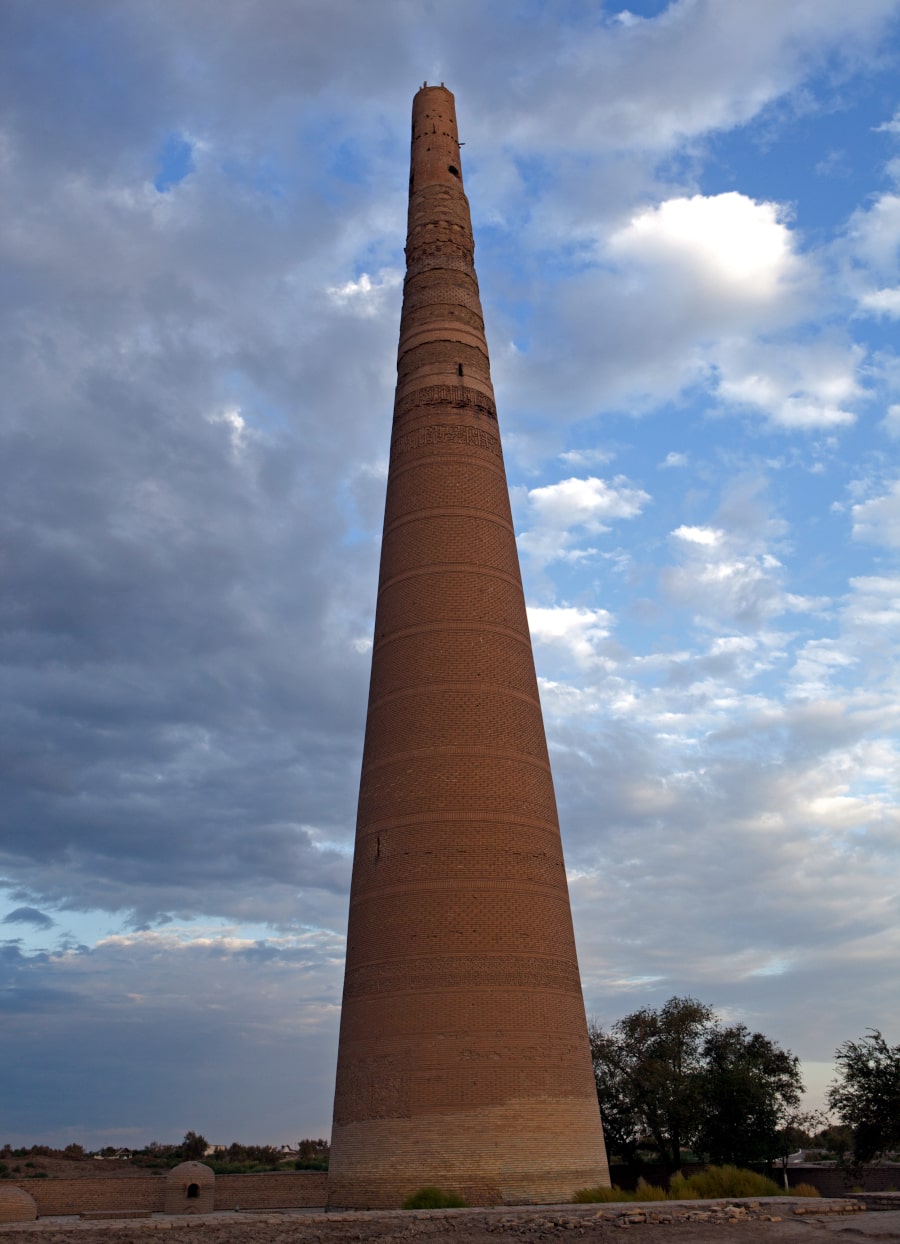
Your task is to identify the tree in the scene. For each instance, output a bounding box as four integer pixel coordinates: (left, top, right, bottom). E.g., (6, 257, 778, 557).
(828, 1030, 900, 1163)
(180, 1131, 209, 1161)
(590, 996, 714, 1169)
(696, 1024, 803, 1168)
(590, 997, 805, 1172)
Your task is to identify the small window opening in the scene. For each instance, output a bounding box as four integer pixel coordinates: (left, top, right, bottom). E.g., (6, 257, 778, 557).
(457, 363, 464, 377)
(448, 165, 460, 178)
(187, 1184, 200, 1200)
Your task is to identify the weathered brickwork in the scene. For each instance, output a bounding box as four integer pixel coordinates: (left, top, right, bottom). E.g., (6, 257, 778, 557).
(328, 83, 610, 1210)
(0, 1187, 38, 1223)
(164, 1162, 215, 1215)
(5, 1172, 327, 1218)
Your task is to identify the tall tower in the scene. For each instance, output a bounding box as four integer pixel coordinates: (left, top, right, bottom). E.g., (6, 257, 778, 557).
(328, 84, 610, 1209)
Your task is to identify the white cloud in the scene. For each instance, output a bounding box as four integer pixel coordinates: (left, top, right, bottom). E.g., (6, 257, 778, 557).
(659, 451, 689, 469)
(326, 268, 402, 316)
(845, 191, 900, 274)
(874, 108, 900, 134)
(883, 405, 900, 437)
(608, 193, 803, 306)
(672, 525, 724, 547)
(859, 286, 900, 316)
(715, 337, 862, 428)
(527, 475, 648, 528)
(527, 604, 614, 667)
(851, 479, 900, 546)
(518, 474, 649, 565)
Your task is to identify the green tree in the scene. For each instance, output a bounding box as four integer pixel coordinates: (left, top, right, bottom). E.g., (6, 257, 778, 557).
(696, 1024, 803, 1167)
(180, 1131, 209, 1161)
(810, 1122, 853, 1157)
(591, 997, 805, 1172)
(828, 1030, 900, 1163)
(590, 996, 714, 1169)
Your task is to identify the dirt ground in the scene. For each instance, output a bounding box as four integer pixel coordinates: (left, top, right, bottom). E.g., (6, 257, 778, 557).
(3, 1203, 900, 1244)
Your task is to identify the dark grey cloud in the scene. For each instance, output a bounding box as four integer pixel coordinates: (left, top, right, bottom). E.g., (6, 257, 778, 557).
(2, 906, 55, 929)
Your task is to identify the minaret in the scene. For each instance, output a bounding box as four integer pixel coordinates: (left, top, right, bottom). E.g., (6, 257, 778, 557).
(327, 84, 610, 1209)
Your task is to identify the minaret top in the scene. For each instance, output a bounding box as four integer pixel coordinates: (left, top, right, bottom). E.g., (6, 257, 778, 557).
(410, 82, 463, 192)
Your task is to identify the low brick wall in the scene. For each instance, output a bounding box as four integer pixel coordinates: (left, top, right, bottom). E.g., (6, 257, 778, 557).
(848, 1192, 900, 1212)
(216, 1172, 327, 1209)
(8, 1171, 327, 1217)
(15, 1177, 165, 1217)
(784, 1165, 900, 1197)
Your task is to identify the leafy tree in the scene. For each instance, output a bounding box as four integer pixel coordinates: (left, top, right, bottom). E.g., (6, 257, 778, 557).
(828, 1030, 900, 1163)
(696, 1024, 803, 1167)
(810, 1123, 854, 1157)
(591, 997, 805, 1171)
(180, 1131, 209, 1161)
(590, 997, 714, 1169)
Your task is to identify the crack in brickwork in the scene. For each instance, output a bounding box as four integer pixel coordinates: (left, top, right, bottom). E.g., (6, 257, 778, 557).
(328, 83, 610, 1210)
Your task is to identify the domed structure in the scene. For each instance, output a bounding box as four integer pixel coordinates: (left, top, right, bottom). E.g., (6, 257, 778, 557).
(0, 1186, 38, 1223)
(164, 1161, 215, 1214)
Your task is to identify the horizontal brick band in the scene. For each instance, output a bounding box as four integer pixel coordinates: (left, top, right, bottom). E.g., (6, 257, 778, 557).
(343, 954, 582, 999)
(405, 250, 476, 279)
(383, 504, 514, 537)
(390, 418, 500, 461)
(393, 383, 496, 420)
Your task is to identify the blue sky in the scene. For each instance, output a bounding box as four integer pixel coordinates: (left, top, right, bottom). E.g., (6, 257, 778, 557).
(1, 0, 899, 1148)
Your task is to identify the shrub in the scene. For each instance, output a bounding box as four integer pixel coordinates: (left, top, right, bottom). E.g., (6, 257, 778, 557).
(792, 1183, 821, 1197)
(574, 1185, 629, 1203)
(669, 1166, 782, 1199)
(634, 1177, 669, 1201)
(402, 1186, 467, 1209)
(573, 1183, 666, 1203)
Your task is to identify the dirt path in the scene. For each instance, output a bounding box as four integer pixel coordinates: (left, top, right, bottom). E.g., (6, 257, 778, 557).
(3, 1202, 900, 1244)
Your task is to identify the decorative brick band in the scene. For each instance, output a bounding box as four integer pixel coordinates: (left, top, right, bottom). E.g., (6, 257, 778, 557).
(401, 302, 485, 333)
(343, 954, 582, 999)
(405, 250, 475, 279)
(393, 385, 497, 422)
(391, 420, 501, 461)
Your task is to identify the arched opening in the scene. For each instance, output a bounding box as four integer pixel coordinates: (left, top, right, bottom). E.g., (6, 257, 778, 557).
(448, 165, 460, 178)
(187, 1184, 200, 1199)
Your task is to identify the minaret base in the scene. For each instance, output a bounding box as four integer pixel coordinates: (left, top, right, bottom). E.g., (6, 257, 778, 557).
(327, 1096, 610, 1209)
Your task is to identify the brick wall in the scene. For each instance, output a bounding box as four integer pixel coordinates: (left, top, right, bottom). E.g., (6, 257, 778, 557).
(216, 1172, 327, 1209)
(13, 1177, 165, 1217)
(7, 1172, 327, 1217)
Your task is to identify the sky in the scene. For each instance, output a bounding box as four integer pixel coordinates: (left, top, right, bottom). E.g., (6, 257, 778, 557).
(2, 0, 899, 1150)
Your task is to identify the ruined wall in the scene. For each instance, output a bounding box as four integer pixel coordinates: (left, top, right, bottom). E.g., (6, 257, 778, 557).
(7, 1171, 327, 1217)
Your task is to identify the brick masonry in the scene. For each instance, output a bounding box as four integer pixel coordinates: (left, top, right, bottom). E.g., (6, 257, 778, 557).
(6, 1172, 327, 1217)
(326, 83, 610, 1211)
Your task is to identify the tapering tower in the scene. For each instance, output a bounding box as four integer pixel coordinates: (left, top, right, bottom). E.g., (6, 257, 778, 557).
(328, 84, 610, 1209)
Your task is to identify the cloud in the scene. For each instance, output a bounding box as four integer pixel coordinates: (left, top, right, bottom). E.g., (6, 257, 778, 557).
(608, 192, 803, 306)
(851, 479, 900, 546)
(517, 475, 649, 567)
(527, 606, 615, 668)
(2, 907, 55, 930)
(498, 190, 837, 427)
(883, 405, 900, 437)
(714, 337, 862, 428)
(0, 929, 342, 1144)
(2, 0, 900, 1145)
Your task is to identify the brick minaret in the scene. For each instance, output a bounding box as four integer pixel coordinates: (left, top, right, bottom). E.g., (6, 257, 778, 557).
(327, 84, 610, 1209)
